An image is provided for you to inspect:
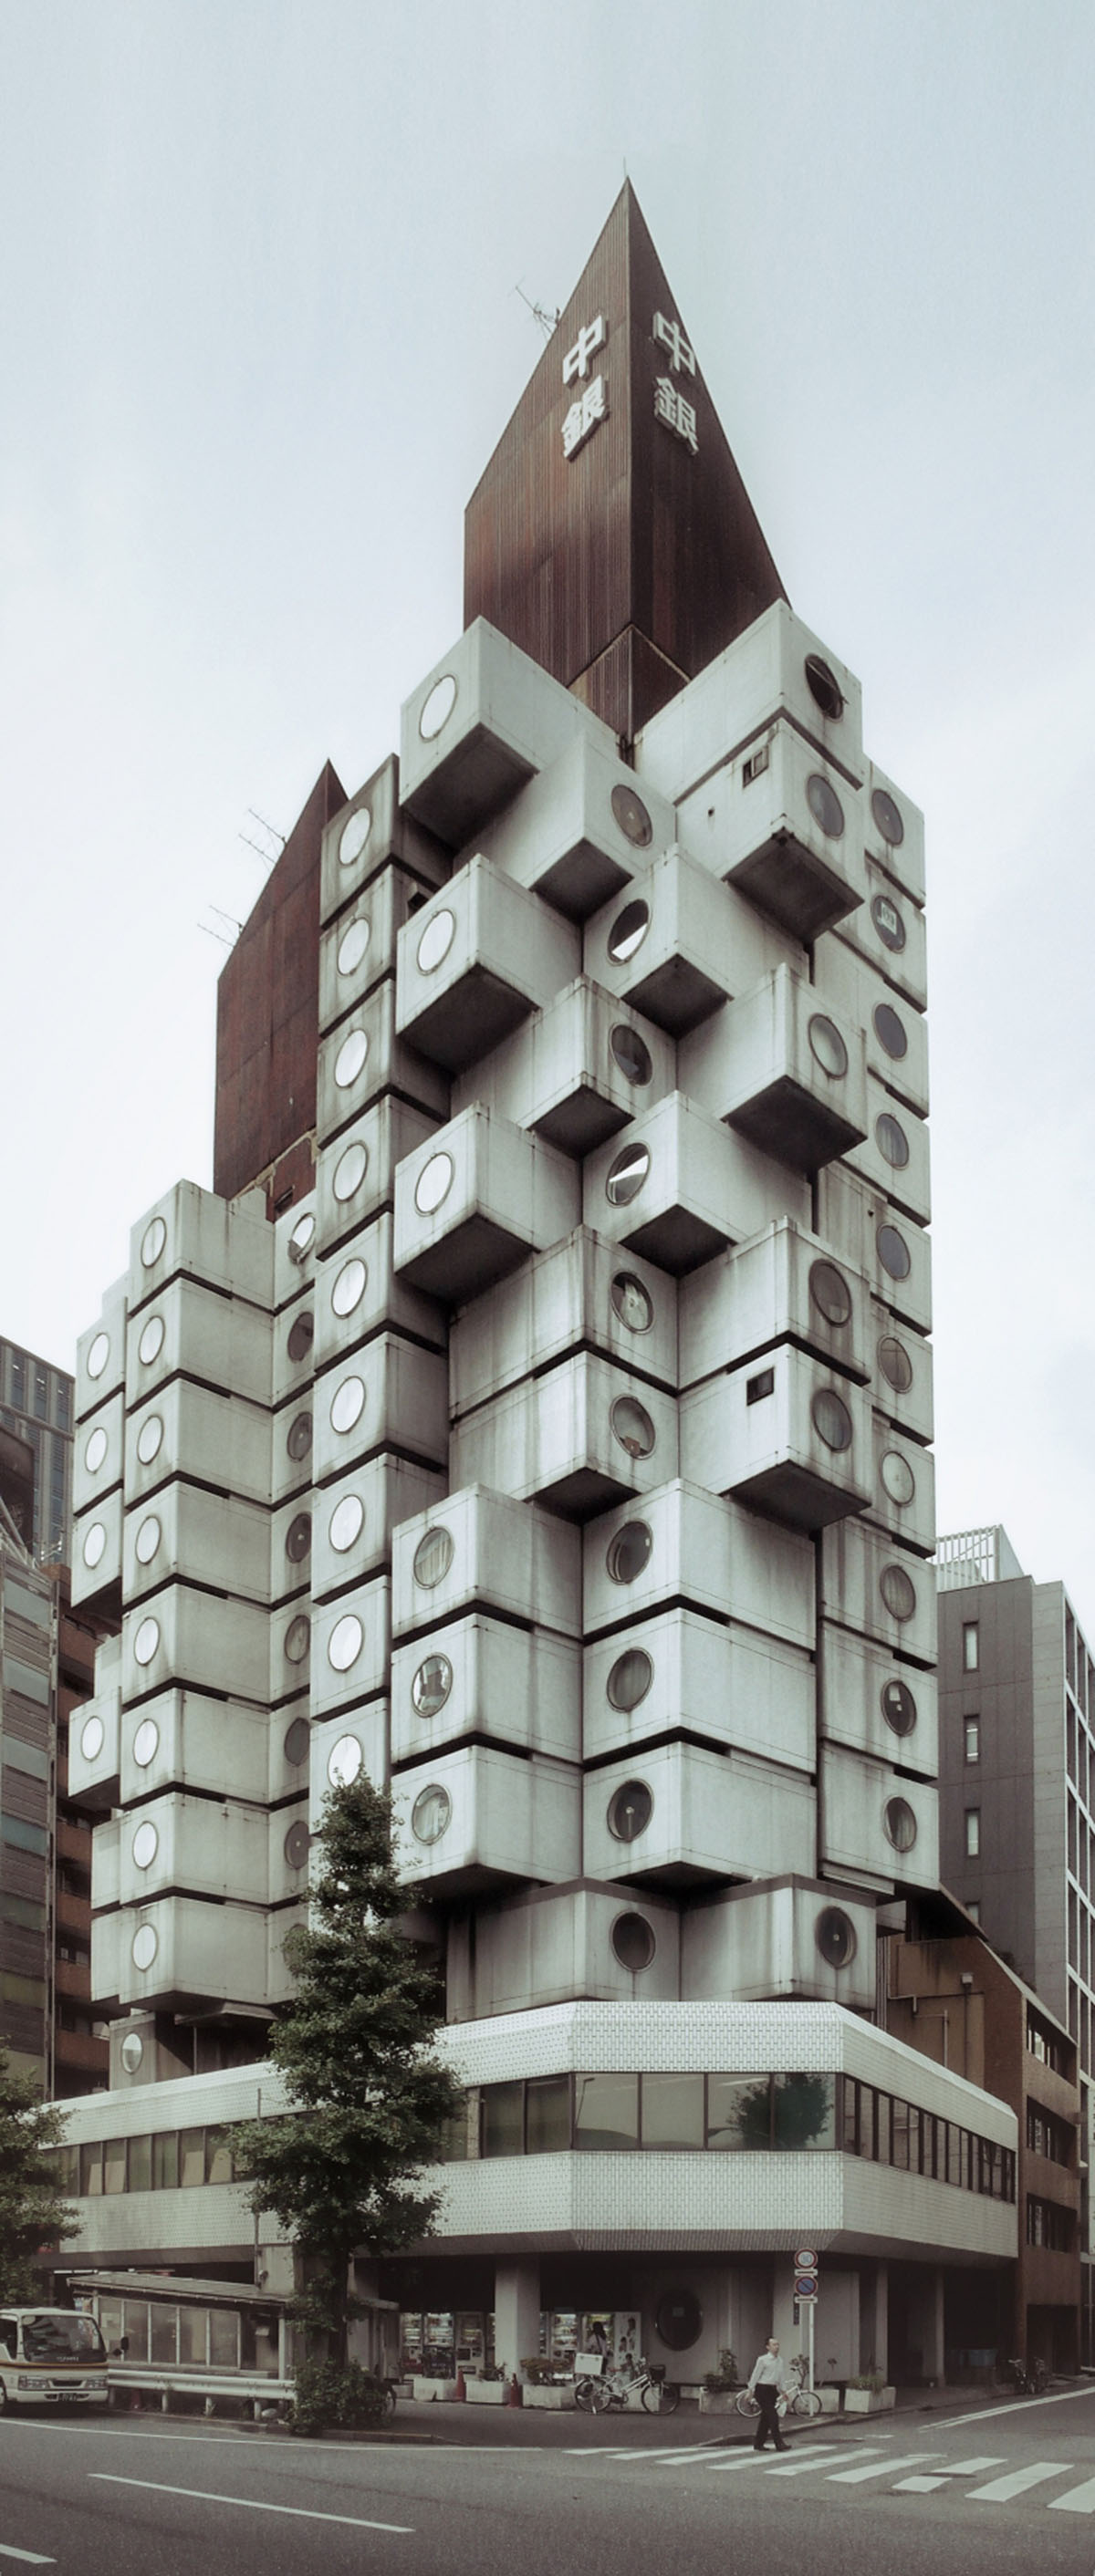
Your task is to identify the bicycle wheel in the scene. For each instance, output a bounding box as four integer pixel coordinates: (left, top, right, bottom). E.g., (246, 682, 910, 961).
(658, 2380, 680, 2415)
(589, 2378, 614, 2413)
(574, 2379, 596, 2412)
(735, 2388, 759, 2418)
(793, 2388, 822, 2419)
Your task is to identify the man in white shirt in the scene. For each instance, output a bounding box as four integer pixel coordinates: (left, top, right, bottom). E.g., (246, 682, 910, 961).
(746, 2335, 790, 2451)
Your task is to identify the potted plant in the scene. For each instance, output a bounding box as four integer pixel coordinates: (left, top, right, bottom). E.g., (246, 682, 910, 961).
(465, 2368, 506, 2405)
(844, 2369, 896, 2415)
(699, 2349, 741, 2415)
(520, 2357, 576, 2410)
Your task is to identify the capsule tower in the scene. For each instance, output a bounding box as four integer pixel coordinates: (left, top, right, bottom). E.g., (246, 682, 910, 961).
(70, 190, 948, 2374)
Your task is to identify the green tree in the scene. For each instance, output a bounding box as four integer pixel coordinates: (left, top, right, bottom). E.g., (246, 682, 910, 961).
(231, 1774, 459, 2390)
(0, 2049, 78, 2298)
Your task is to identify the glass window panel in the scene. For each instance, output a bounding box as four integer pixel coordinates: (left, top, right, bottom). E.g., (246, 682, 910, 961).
(180, 2127, 204, 2188)
(526, 2075, 571, 2154)
(98, 2301, 123, 2354)
(152, 2132, 179, 2190)
(875, 2093, 891, 2162)
(149, 2305, 177, 2364)
(128, 2134, 152, 2194)
(574, 2072, 639, 2151)
(945, 2123, 962, 2186)
(442, 2090, 479, 2161)
(209, 2310, 240, 2369)
(79, 2142, 103, 2197)
(641, 2072, 704, 2150)
(907, 2105, 922, 2173)
(121, 2301, 150, 2362)
(205, 2128, 233, 2184)
(103, 2137, 127, 2195)
(841, 2076, 860, 2155)
(707, 2073, 772, 2151)
(892, 2100, 910, 2170)
(481, 2081, 524, 2158)
(178, 2307, 206, 2364)
(772, 2073, 835, 2151)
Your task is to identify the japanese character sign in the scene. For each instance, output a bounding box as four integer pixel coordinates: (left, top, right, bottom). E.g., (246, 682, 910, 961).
(562, 374, 607, 460)
(654, 375, 697, 454)
(563, 314, 607, 384)
(652, 310, 695, 377)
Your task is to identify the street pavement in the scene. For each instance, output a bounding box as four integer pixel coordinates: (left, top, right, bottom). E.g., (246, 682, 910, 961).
(4, 2385, 1095, 2575)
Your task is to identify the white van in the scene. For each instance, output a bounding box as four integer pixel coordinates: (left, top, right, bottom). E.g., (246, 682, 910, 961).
(0, 2310, 109, 2409)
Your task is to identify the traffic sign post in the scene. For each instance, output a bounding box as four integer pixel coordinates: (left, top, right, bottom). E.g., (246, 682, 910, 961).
(794, 2250, 819, 2390)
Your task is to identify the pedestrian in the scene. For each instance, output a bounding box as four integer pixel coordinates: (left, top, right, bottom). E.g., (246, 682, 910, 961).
(746, 2335, 790, 2451)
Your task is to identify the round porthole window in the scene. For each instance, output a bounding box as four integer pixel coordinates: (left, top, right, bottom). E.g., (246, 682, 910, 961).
(120, 2031, 144, 2074)
(288, 1210, 316, 1263)
(412, 1782, 453, 1844)
(132, 1718, 160, 1769)
(804, 654, 844, 721)
(610, 781, 653, 847)
(817, 1906, 857, 1968)
(329, 1376, 365, 1434)
(333, 1140, 368, 1202)
(287, 1411, 313, 1461)
(610, 1396, 655, 1459)
(284, 1715, 310, 1766)
(135, 1513, 162, 1566)
(328, 1615, 363, 1673)
(332, 1256, 367, 1317)
(84, 1423, 109, 1474)
(871, 890, 906, 952)
(416, 908, 456, 974)
(328, 1735, 363, 1788)
(79, 1714, 104, 1763)
(284, 1614, 311, 1666)
(328, 1493, 364, 1554)
(811, 1387, 853, 1452)
(880, 1563, 917, 1622)
(871, 786, 905, 847)
(412, 1655, 453, 1718)
(607, 1647, 653, 1712)
(133, 1616, 160, 1667)
(337, 916, 371, 977)
(607, 1520, 653, 1584)
(607, 1779, 653, 1842)
(87, 1332, 110, 1381)
(287, 1310, 314, 1363)
(606, 1142, 651, 1207)
(876, 1112, 910, 1169)
(808, 1013, 849, 1078)
(131, 1924, 158, 1971)
(418, 673, 457, 741)
(138, 1314, 165, 1366)
(137, 1413, 163, 1466)
(81, 1522, 107, 1570)
(607, 898, 650, 964)
(414, 1152, 454, 1217)
(285, 1511, 312, 1563)
(132, 1822, 158, 1871)
(141, 1215, 167, 1268)
(610, 1272, 654, 1334)
(655, 2290, 703, 2353)
(873, 1002, 908, 1060)
(339, 806, 371, 869)
(413, 1527, 454, 1588)
(806, 773, 844, 838)
(284, 1821, 309, 1870)
(334, 1027, 370, 1090)
(877, 1223, 912, 1282)
(610, 1023, 653, 1085)
(881, 1450, 915, 1507)
(808, 1259, 852, 1327)
(611, 1912, 656, 1971)
(881, 1677, 917, 1737)
(884, 1796, 917, 1853)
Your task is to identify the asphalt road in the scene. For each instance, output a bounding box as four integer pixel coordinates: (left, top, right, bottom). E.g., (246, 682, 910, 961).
(5, 2388, 1095, 2576)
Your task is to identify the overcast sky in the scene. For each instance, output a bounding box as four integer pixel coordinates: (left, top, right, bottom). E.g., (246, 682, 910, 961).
(4, 0, 1094, 1610)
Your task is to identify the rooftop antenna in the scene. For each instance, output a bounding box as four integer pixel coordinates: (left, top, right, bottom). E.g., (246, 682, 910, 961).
(238, 808, 286, 870)
(515, 281, 559, 343)
(198, 905, 242, 950)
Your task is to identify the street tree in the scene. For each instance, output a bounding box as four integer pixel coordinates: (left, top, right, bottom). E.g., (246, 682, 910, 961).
(231, 1772, 459, 2399)
(0, 2048, 78, 2299)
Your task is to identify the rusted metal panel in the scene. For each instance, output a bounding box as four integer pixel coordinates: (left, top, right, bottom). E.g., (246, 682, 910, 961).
(213, 761, 345, 1200)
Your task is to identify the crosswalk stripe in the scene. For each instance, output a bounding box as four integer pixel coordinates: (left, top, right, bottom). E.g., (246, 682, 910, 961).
(766, 2445, 881, 2478)
(892, 2476, 950, 2492)
(703, 2443, 847, 2475)
(968, 2462, 1070, 2501)
(602, 2447, 712, 2466)
(828, 2452, 941, 2485)
(1048, 2474, 1095, 2513)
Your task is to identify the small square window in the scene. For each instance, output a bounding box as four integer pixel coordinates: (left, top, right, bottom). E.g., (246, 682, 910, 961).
(742, 743, 770, 785)
(963, 1622, 979, 1672)
(966, 1898, 980, 1924)
(965, 1717, 980, 1763)
(965, 1808, 980, 1858)
(746, 1367, 775, 1406)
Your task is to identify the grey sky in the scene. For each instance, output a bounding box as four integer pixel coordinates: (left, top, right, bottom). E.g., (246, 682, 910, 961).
(4, 0, 1094, 1605)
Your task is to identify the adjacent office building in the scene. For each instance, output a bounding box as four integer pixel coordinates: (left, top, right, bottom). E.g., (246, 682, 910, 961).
(57, 189, 1019, 2387)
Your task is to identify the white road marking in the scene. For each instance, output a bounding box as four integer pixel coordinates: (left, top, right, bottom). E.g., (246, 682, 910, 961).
(828, 2451, 942, 2484)
(1048, 2473, 1095, 2512)
(89, 2475, 412, 2533)
(0, 2550, 56, 2565)
(597, 2446, 716, 2465)
(935, 2386, 1095, 2428)
(705, 2442, 850, 2474)
(892, 2457, 1007, 2492)
(967, 2461, 1071, 2501)
(765, 2445, 881, 2478)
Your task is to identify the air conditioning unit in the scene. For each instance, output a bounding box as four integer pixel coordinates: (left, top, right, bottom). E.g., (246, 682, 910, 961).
(678, 722, 865, 941)
(450, 1351, 679, 1519)
(453, 976, 675, 1158)
(393, 1106, 579, 1302)
(391, 1486, 581, 1643)
(680, 965, 867, 1169)
(585, 1093, 808, 1275)
(582, 1605, 812, 1771)
(470, 733, 676, 919)
(678, 1218, 871, 1392)
(390, 1617, 581, 1765)
(635, 601, 864, 802)
(681, 1346, 872, 1531)
(319, 754, 449, 930)
(449, 1228, 675, 1418)
(400, 618, 607, 844)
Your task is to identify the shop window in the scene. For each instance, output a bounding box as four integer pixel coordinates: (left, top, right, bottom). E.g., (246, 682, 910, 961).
(574, 2072, 639, 2152)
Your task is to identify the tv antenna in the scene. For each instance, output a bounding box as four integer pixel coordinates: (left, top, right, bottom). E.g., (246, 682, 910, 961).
(198, 905, 242, 950)
(238, 808, 286, 869)
(516, 281, 560, 343)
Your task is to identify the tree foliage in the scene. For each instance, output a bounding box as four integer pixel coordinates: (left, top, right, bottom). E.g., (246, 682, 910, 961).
(231, 1774, 459, 2371)
(0, 2048, 78, 2299)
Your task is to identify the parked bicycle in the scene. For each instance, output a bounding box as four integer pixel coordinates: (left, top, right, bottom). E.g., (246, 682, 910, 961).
(735, 2355, 821, 2422)
(574, 2357, 680, 2415)
(1003, 2355, 1048, 2397)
